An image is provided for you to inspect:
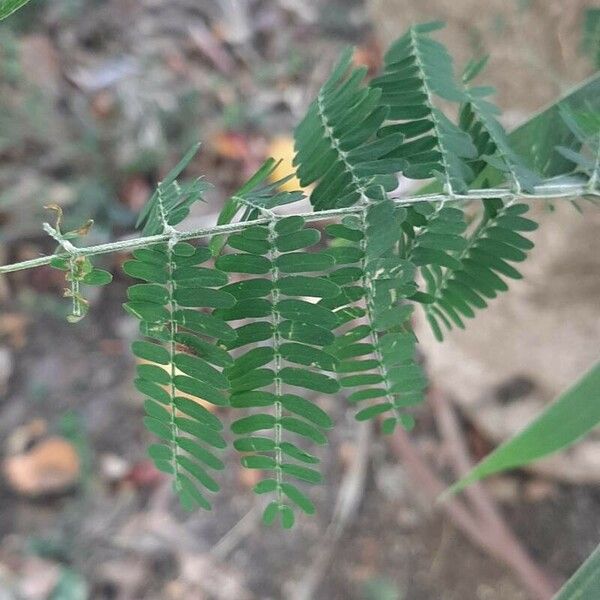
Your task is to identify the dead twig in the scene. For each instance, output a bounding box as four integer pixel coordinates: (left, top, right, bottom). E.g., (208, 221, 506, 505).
(290, 421, 372, 600)
(388, 392, 558, 600)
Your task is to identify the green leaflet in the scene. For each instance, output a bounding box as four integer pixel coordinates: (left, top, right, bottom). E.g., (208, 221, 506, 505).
(445, 361, 600, 497)
(277, 276, 340, 298)
(126, 234, 233, 511)
(552, 542, 600, 600)
(294, 48, 405, 210)
(323, 218, 424, 433)
(213, 218, 340, 527)
(372, 23, 477, 193)
(421, 200, 537, 340)
(136, 144, 210, 236)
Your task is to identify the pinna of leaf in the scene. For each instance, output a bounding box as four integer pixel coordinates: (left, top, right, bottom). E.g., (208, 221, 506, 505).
(30, 21, 599, 529)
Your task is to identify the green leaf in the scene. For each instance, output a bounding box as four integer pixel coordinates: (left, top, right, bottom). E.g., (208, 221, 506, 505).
(280, 416, 327, 445)
(215, 254, 272, 274)
(123, 260, 167, 284)
(276, 229, 321, 252)
(177, 473, 212, 510)
(132, 341, 170, 365)
(173, 376, 229, 407)
(445, 361, 600, 497)
(225, 347, 275, 379)
(82, 269, 113, 286)
(177, 437, 224, 470)
(280, 367, 340, 393)
(277, 299, 339, 329)
(175, 333, 234, 368)
(135, 378, 170, 405)
(230, 368, 275, 392)
(280, 483, 316, 515)
(0, 0, 33, 21)
(280, 504, 295, 529)
(174, 287, 236, 309)
(177, 455, 220, 492)
(355, 403, 393, 421)
(137, 363, 170, 385)
(279, 442, 320, 464)
(174, 266, 228, 287)
(231, 414, 276, 434)
(279, 342, 337, 371)
(174, 310, 236, 341)
(127, 283, 169, 305)
(263, 501, 280, 526)
(275, 252, 335, 274)
(277, 276, 340, 299)
(224, 322, 273, 350)
(280, 463, 322, 484)
(275, 216, 306, 235)
(174, 397, 223, 431)
(278, 320, 335, 346)
(234, 436, 276, 452)
(175, 417, 227, 449)
(230, 392, 275, 411)
(553, 542, 600, 600)
(174, 353, 229, 389)
(221, 278, 272, 300)
(280, 394, 333, 429)
(241, 455, 277, 469)
(124, 302, 169, 323)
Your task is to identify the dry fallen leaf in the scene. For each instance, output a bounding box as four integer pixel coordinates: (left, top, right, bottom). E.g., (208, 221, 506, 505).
(3, 436, 80, 497)
(237, 464, 262, 489)
(211, 131, 251, 161)
(267, 136, 302, 192)
(0, 313, 29, 349)
(352, 37, 383, 75)
(5, 418, 47, 455)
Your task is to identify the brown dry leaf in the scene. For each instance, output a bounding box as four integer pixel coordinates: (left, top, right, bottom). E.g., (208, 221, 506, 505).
(211, 131, 251, 161)
(267, 136, 302, 192)
(237, 465, 262, 489)
(5, 418, 47, 455)
(3, 436, 80, 497)
(120, 176, 151, 212)
(352, 37, 383, 75)
(124, 459, 165, 489)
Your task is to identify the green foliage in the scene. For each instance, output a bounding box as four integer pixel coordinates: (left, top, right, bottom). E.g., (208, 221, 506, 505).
(215, 216, 339, 526)
(293, 48, 404, 210)
(419, 199, 537, 340)
(3, 22, 599, 548)
(372, 22, 476, 193)
(86, 24, 600, 528)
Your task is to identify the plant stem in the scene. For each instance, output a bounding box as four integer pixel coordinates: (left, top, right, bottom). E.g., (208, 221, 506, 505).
(1, 183, 596, 275)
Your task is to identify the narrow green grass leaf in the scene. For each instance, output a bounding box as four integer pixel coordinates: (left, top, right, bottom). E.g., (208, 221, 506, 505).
(552, 542, 600, 600)
(445, 361, 600, 497)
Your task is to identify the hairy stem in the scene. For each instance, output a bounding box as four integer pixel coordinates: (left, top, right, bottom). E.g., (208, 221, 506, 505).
(0, 184, 596, 275)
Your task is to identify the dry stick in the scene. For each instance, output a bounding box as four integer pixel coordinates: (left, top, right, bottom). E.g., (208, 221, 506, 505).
(429, 389, 559, 598)
(388, 425, 556, 600)
(290, 421, 372, 600)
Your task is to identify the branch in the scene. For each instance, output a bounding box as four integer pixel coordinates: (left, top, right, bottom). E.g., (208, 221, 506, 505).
(1, 182, 596, 275)
(389, 405, 558, 600)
